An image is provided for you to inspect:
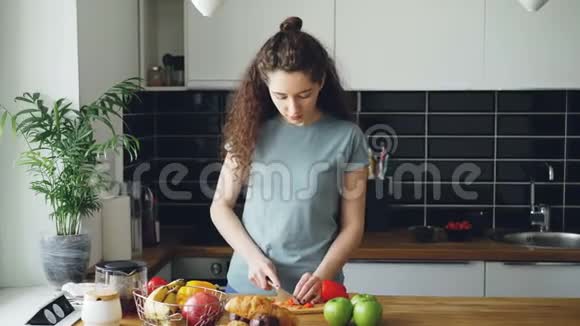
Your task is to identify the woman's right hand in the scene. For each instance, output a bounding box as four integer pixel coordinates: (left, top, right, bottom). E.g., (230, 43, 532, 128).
(248, 256, 281, 291)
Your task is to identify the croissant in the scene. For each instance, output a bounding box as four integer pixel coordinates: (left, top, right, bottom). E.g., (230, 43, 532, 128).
(226, 321, 249, 326)
(225, 296, 296, 326)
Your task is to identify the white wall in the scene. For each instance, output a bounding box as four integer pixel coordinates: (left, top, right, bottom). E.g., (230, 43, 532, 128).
(0, 0, 139, 287)
(77, 0, 139, 183)
(0, 0, 80, 287)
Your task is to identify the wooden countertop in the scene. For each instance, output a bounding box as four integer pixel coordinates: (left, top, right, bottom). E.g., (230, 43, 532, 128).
(139, 230, 580, 275)
(75, 295, 580, 325)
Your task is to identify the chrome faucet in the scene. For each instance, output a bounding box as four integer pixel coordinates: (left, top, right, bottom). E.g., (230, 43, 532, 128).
(529, 164, 554, 232)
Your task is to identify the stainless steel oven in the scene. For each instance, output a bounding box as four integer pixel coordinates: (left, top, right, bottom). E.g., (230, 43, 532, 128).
(171, 257, 230, 288)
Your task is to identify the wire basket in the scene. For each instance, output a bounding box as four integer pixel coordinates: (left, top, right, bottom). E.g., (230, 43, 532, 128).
(133, 286, 229, 326)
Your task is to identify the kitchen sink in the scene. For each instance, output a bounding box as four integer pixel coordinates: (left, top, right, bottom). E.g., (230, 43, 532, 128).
(495, 232, 580, 249)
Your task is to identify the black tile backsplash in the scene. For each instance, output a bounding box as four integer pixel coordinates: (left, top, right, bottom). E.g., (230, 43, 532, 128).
(426, 161, 494, 182)
(156, 136, 220, 158)
(429, 115, 494, 136)
(497, 138, 564, 159)
(568, 139, 580, 159)
(496, 184, 563, 206)
(497, 91, 566, 112)
(496, 161, 564, 182)
(570, 91, 580, 112)
(429, 138, 494, 158)
(361, 92, 425, 112)
(124, 90, 577, 238)
(566, 162, 580, 182)
(386, 138, 425, 158)
(565, 185, 580, 206)
(568, 115, 580, 135)
(359, 115, 425, 135)
(497, 115, 565, 136)
(157, 113, 221, 135)
(427, 184, 493, 205)
(429, 91, 494, 112)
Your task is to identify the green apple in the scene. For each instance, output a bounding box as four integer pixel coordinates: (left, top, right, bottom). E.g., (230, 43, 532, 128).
(352, 299, 383, 326)
(323, 297, 353, 326)
(350, 293, 377, 306)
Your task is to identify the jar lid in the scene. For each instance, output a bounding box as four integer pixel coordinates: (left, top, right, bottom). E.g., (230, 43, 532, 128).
(96, 260, 147, 274)
(84, 288, 120, 302)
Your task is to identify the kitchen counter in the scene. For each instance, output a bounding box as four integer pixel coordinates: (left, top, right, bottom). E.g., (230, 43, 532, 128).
(141, 230, 580, 276)
(74, 295, 580, 325)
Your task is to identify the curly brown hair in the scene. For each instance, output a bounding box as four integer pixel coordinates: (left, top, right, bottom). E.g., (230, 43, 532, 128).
(221, 16, 353, 180)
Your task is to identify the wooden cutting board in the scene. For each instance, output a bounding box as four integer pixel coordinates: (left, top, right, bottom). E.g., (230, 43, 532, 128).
(280, 303, 325, 314)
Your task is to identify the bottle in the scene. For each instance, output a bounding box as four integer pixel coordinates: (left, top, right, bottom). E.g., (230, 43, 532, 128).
(368, 149, 376, 179)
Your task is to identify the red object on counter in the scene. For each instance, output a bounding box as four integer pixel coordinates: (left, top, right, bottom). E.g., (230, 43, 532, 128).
(321, 280, 349, 302)
(146, 276, 168, 294)
(446, 220, 472, 231)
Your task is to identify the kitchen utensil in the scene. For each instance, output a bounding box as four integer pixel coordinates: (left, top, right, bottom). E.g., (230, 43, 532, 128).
(121, 181, 144, 256)
(266, 279, 295, 303)
(95, 260, 147, 315)
(408, 225, 446, 243)
(81, 287, 122, 326)
(282, 303, 325, 315)
(141, 186, 159, 246)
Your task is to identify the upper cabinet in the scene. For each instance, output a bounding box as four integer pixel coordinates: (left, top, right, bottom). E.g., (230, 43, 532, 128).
(140, 0, 186, 90)
(335, 0, 485, 90)
(185, 0, 334, 89)
(484, 0, 580, 89)
(149, 0, 580, 90)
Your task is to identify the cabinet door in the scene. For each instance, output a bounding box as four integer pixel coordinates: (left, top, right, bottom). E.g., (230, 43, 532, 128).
(485, 262, 580, 298)
(185, 0, 334, 89)
(335, 0, 485, 90)
(485, 0, 580, 88)
(343, 261, 485, 296)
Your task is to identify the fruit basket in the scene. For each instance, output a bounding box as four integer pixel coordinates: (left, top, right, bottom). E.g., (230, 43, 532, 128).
(133, 285, 229, 326)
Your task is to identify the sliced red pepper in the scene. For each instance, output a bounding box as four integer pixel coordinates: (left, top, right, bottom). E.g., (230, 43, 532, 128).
(303, 302, 314, 308)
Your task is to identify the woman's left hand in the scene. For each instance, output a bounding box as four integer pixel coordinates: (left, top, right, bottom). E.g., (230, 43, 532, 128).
(293, 272, 322, 304)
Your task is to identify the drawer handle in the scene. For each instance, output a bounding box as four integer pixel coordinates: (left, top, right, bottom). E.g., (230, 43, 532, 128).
(503, 262, 580, 267)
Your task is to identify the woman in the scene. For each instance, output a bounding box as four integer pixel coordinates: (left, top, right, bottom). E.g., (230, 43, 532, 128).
(210, 16, 369, 304)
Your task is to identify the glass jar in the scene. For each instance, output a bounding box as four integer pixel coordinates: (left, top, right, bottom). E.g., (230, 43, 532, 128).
(81, 287, 122, 326)
(95, 260, 147, 315)
(147, 66, 165, 87)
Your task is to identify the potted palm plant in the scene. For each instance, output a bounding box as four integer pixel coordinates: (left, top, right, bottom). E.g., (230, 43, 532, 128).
(0, 78, 142, 288)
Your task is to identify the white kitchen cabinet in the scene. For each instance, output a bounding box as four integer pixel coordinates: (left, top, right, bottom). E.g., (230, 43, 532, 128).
(139, 0, 186, 90)
(485, 262, 580, 298)
(185, 0, 334, 89)
(485, 0, 580, 88)
(335, 0, 485, 90)
(343, 261, 485, 297)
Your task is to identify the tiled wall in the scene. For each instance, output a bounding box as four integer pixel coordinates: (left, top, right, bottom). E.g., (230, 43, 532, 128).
(361, 91, 579, 233)
(124, 90, 580, 243)
(124, 91, 231, 244)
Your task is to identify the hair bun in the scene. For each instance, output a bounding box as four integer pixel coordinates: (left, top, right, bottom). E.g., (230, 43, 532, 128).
(280, 16, 302, 32)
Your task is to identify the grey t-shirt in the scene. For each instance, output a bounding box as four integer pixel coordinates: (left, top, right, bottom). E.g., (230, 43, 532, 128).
(226, 113, 369, 294)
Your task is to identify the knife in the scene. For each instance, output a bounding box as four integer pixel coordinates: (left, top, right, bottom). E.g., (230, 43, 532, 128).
(267, 279, 297, 303)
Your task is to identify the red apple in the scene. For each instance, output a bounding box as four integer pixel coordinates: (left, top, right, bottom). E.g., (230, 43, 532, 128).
(181, 292, 221, 325)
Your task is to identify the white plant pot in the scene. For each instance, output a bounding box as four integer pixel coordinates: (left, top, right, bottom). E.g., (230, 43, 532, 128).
(191, 0, 225, 17)
(518, 0, 549, 12)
